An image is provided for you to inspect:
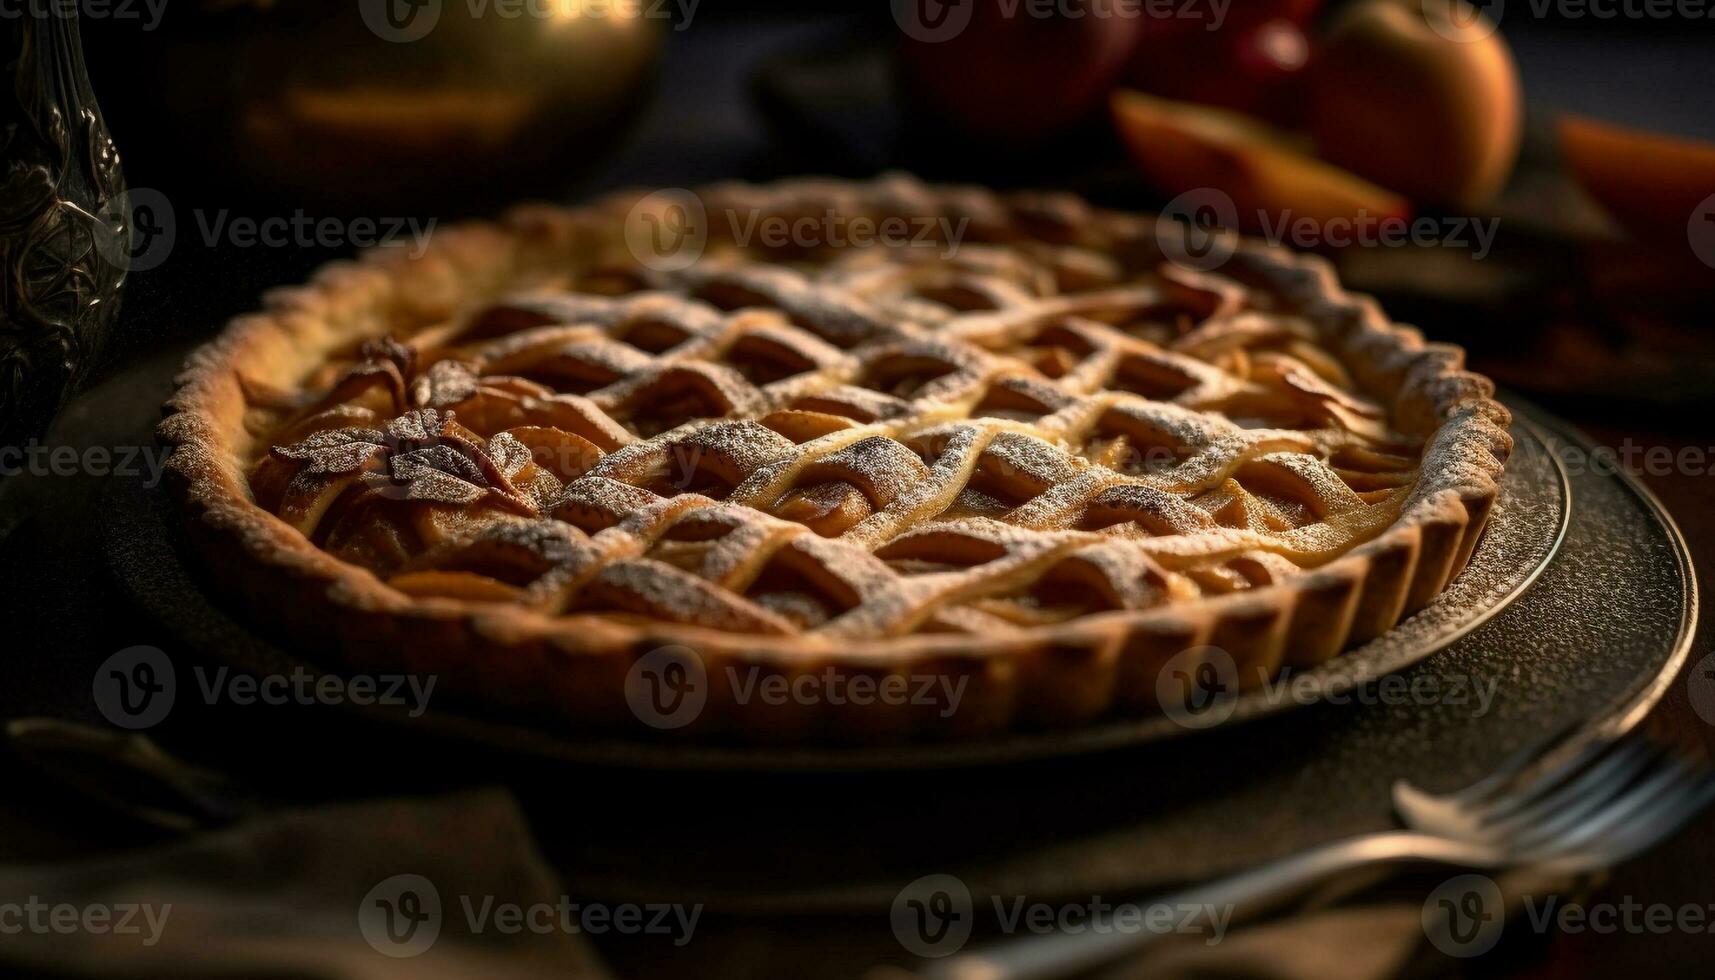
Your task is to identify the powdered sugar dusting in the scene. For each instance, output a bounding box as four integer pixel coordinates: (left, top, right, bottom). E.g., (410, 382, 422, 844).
(238, 179, 1466, 640)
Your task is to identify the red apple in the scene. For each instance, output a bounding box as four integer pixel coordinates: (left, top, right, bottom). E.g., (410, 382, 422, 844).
(1124, 0, 1323, 123)
(1134, 0, 1321, 40)
(898, 0, 1143, 147)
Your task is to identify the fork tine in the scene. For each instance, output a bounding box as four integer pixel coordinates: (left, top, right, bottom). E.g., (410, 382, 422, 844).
(1448, 717, 1585, 806)
(1392, 730, 1637, 835)
(1592, 771, 1715, 867)
(1521, 757, 1701, 860)
(1502, 750, 1680, 855)
(1560, 758, 1700, 847)
(1469, 733, 1647, 824)
(1478, 738, 1662, 835)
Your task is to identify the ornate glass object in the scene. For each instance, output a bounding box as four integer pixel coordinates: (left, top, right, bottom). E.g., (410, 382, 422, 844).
(0, 10, 127, 450)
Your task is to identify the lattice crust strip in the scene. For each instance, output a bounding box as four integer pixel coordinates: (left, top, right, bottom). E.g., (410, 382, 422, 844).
(161, 175, 1511, 739)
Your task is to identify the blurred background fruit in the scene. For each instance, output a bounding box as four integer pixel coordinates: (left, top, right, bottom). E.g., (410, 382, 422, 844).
(897, 0, 1141, 148)
(1122, 0, 1323, 125)
(1306, 0, 1522, 209)
(1112, 90, 1410, 236)
(1558, 114, 1715, 243)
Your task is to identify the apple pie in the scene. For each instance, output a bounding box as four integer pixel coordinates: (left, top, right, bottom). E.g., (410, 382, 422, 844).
(159, 175, 1511, 740)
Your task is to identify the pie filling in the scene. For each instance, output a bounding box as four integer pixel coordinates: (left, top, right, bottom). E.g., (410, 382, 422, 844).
(239, 243, 1434, 641)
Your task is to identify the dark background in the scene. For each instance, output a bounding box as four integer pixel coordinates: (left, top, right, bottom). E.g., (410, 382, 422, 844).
(73, 0, 1715, 418)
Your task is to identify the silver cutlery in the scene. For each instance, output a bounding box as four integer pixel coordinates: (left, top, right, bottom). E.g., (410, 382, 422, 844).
(898, 727, 1715, 980)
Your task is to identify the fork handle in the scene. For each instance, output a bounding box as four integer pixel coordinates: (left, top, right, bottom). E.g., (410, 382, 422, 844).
(913, 831, 1481, 980)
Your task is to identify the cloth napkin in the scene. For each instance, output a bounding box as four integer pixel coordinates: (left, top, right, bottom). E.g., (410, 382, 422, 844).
(0, 788, 608, 979)
(0, 786, 1570, 980)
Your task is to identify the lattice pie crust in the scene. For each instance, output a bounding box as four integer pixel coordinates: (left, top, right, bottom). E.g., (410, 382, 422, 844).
(160, 176, 1511, 740)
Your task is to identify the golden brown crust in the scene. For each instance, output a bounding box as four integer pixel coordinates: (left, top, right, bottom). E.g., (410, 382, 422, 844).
(159, 175, 1511, 741)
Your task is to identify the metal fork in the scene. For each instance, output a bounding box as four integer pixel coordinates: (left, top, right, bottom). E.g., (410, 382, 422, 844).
(898, 728, 1715, 980)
